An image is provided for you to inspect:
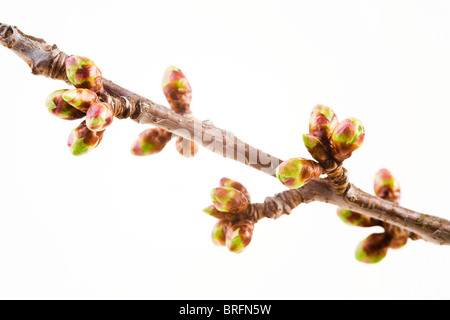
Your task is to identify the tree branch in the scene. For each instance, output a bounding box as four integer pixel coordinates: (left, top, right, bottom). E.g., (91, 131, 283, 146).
(2, 22, 450, 246)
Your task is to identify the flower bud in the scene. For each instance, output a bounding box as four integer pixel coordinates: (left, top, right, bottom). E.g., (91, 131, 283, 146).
(130, 128, 172, 156)
(162, 66, 192, 114)
(337, 208, 379, 227)
(62, 88, 99, 113)
(355, 233, 389, 264)
(86, 102, 114, 132)
(276, 158, 322, 189)
(303, 133, 330, 163)
(309, 104, 338, 142)
(226, 220, 254, 253)
(65, 55, 103, 93)
(67, 121, 104, 156)
(45, 89, 85, 120)
(331, 118, 365, 161)
(210, 187, 250, 214)
(175, 136, 199, 158)
(374, 168, 401, 204)
(211, 220, 232, 246)
(219, 178, 251, 202)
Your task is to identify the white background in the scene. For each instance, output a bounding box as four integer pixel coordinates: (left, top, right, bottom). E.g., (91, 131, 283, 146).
(0, 0, 450, 299)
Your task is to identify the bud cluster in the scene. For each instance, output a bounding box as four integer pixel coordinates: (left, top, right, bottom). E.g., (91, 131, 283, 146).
(337, 169, 410, 264)
(131, 66, 199, 158)
(304, 104, 365, 164)
(204, 178, 255, 253)
(276, 105, 366, 190)
(45, 56, 114, 156)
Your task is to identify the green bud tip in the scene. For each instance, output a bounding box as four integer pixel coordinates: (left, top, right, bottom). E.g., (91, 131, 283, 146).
(86, 102, 114, 132)
(162, 65, 192, 114)
(45, 89, 85, 120)
(130, 128, 172, 156)
(203, 205, 216, 216)
(355, 233, 389, 264)
(226, 221, 255, 253)
(65, 55, 103, 93)
(331, 118, 365, 156)
(303, 133, 330, 163)
(374, 168, 401, 204)
(210, 187, 250, 214)
(211, 220, 232, 247)
(67, 121, 104, 156)
(309, 104, 339, 141)
(175, 137, 199, 158)
(219, 178, 251, 202)
(62, 88, 99, 113)
(276, 158, 322, 189)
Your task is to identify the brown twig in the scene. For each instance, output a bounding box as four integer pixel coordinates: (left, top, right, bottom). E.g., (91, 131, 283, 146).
(2, 23, 450, 246)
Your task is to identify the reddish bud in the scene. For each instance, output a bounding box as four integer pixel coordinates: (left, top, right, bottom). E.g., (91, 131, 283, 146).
(45, 89, 85, 120)
(309, 104, 338, 142)
(162, 66, 192, 114)
(355, 233, 390, 264)
(62, 88, 99, 113)
(68, 121, 104, 156)
(303, 133, 330, 163)
(276, 158, 322, 189)
(211, 220, 232, 246)
(130, 128, 172, 156)
(219, 178, 251, 202)
(374, 168, 401, 204)
(65, 56, 103, 93)
(226, 220, 254, 253)
(210, 187, 250, 214)
(331, 118, 365, 162)
(86, 102, 114, 132)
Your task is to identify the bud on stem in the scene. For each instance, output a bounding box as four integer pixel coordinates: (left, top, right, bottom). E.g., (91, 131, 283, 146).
(67, 120, 104, 156)
(355, 233, 390, 264)
(62, 88, 99, 113)
(211, 220, 232, 246)
(65, 56, 103, 93)
(374, 168, 401, 204)
(276, 158, 322, 189)
(331, 118, 365, 162)
(210, 187, 250, 214)
(130, 128, 172, 156)
(219, 178, 251, 202)
(45, 89, 85, 120)
(303, 133, 330, 163)
(162, 66, 192, 114)
(86, 102, 114, 132)
(226, 220, 254, 253)
(309, 104, 338, 142)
